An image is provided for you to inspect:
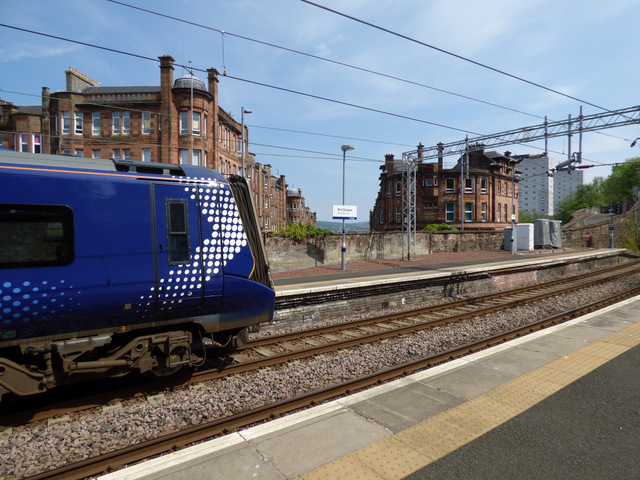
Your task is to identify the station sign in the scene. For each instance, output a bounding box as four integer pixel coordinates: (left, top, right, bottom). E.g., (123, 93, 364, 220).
(333, 205, 358, 220)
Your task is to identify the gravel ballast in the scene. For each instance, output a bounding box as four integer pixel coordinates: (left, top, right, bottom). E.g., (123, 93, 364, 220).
(1, 273, 639, 479)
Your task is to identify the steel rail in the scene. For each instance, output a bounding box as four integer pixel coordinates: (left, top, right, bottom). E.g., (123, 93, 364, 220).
(27, 285, 640, 480)
(6, 261, 638, 426)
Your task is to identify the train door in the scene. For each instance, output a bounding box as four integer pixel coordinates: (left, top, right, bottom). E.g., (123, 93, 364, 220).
(152, 184, 206, 312)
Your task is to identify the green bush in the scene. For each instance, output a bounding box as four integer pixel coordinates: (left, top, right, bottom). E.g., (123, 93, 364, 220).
(422, 223, 458, 231)
(279, 223, 332, 242)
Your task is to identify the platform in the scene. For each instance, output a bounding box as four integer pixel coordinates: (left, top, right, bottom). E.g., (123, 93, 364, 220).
(273, 248, 626, 296)
(99, 284, 640, 479)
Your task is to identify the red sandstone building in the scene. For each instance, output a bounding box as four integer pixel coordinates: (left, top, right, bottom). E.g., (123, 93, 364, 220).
(0, 55, 315, 230)
(371, 144, 520, 231)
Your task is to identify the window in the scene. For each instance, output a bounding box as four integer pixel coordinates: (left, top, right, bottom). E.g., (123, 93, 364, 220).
(112, 112, 121, 135)
(192, 112, 201, 136)
(19, 134, 28, 152)
(446, 178, 455, 193)
(203, 115, 208, 138)
(75, 149, 84, 157)
(465, 202, 473, 222)
(0, 204, 74, 268)
(497, 203, 502, 221)
(395, 182, 401, 196)
(446, 202, 455, 222)
(180, 111, 189, 135)
(425, 177, 433, 187)
(142, 149, 151, 162)
(465, 178, 473, 193)
(192, 149, 201, 166)
(379, 209, 384, 224)
(395, 205, 401, 223)
(122, 111, 130, 135)
(92, 112, 100, 136)
(74, 112, 83, 135)
(264, 196, 269, 208)
(179, 149, 189, 165)
(142, 111, 151, 135)
(92, 149, 101, 159)
(62, 111, 70, 135)
(32, 134, 41, 154)
(481, 178, 487, 194)
(504, 203, 508, 222)
(166, 199, 190, 265)
(112, 148, 129, 160)
(481, 203, 487, 222)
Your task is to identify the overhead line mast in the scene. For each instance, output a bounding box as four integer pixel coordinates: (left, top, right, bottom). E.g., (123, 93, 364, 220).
(400, 104, 640, 259)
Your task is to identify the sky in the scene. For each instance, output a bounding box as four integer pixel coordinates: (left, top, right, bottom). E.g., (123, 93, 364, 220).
(2, 0, 640, 222)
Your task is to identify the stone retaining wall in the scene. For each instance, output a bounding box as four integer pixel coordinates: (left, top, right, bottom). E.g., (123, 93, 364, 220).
(272, 250, 636, 327)
(265, 231, 505, 274)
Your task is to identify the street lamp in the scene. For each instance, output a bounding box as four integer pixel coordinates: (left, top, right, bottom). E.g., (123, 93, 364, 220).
(631, 138, 640, 148)
(241, 107, 252, 177)
(509, 158, 518, 254)
(341, 144, 355, 270)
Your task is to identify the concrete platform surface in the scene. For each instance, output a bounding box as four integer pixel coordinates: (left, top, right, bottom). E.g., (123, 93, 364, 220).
(99, 292, 640, 480)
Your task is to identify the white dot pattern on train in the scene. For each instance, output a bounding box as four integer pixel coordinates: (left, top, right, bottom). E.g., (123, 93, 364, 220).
(1, 280, 73, 325)
(143, 180, 249, 311)
(0, 177, 249, 326)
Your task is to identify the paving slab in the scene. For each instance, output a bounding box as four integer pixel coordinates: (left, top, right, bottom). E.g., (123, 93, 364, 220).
(248, 407, 390, 478)
(349, 382, 465, 433)
(423, 362, 518, 400)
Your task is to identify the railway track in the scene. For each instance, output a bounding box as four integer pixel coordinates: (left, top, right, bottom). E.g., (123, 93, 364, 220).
(198, 260, 640, 377)
(23, 263, 640, 480)
(6, 261, 640, 425)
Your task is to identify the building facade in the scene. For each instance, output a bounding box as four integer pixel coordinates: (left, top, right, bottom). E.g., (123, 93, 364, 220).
(553, 167, 584, 215)
(371, 144, 520, 231)
(516, 154, 554, 216)
(0, 56, 316, 229)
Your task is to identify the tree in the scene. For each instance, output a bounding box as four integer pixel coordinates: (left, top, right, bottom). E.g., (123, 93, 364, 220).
(519, 209, 542, 224)
(601, 158, 640, 203)
(555, 182, 605, 224)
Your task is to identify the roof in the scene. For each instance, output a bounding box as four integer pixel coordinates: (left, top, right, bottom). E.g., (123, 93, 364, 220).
(83, 86, 160, 94)
(16, 106, 43, 115)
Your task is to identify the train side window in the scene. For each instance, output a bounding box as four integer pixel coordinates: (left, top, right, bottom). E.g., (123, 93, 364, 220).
(166, 199, 190, 265)
(0, 204, 74, 269)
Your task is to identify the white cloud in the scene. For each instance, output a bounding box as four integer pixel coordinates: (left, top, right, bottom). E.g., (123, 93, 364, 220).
(0, 43, 77, 63)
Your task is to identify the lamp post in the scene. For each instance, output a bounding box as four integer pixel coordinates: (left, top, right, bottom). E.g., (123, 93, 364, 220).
(341, 144, 355, 270)
(510, 159, 517, 254)
(241, 107, 252, 177)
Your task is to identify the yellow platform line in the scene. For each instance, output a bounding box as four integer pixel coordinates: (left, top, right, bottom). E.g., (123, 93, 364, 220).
(298, 321, 640, 480)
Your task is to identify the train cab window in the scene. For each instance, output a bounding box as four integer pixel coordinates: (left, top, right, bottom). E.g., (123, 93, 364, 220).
(166, 199, 190, 265)
(0, 204, 74, 269)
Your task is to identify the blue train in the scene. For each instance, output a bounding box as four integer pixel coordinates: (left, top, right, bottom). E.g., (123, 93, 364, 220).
(0, 150, 275, 399)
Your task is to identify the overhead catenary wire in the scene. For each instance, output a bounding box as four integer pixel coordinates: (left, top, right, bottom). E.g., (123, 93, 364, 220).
(298, 0, 615, 114)
(106, 0, 544, 121)
(0, 23, 484, 138)
(0, 22, 630, 167)
(77, 3, 639, 149)
(0, 85, 607, 168)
